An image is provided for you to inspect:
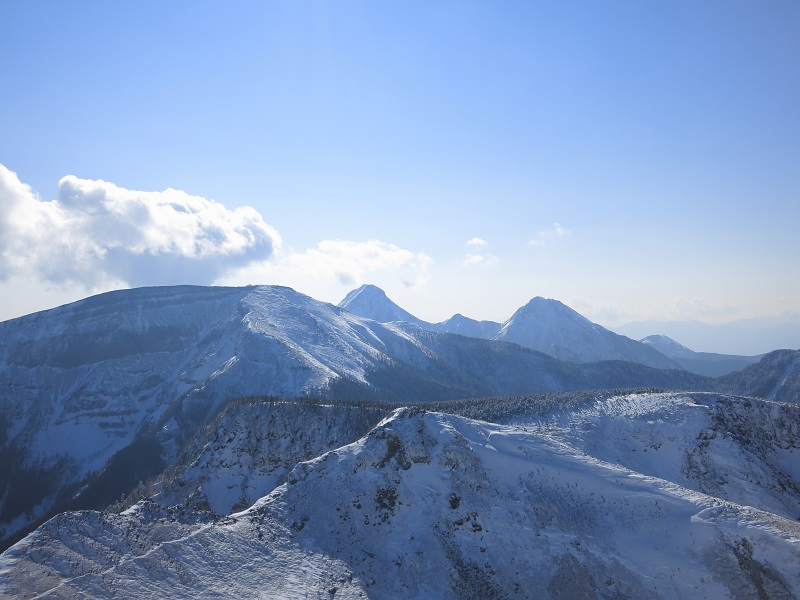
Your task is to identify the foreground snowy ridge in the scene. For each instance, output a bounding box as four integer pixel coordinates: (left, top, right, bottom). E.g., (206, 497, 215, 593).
(2, 393, 798, 599)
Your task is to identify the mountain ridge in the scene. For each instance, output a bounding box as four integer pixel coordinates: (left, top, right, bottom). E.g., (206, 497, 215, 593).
(1, 284, 710, 550)
(338, 286, 680, 369)
(641, 334, 762, 376)
(3, 394, 799, 598)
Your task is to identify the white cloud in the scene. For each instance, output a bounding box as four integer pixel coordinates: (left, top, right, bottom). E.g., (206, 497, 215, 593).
(287, 239, 431, 288)
(461, 253, 499, 267)
(219, 239, 432, 292)
(461, 237, 498, 267)
(527, 222, 570, 247)
(0, 164, 280, 287)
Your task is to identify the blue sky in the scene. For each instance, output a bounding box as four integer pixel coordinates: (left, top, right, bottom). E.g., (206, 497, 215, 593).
(1, 1, 798, 347)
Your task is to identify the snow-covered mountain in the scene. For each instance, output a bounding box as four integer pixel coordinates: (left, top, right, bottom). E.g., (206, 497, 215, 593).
(641, 333, 697, 358)
(337, 284, 504, 338)
(338, 286, 680, 368)
(0, 284, 440, 547)
(495, 297, 680, 369)
(3, 393, 799, 598)
(1, 284, 708, 551)
(641, 334, 761, 376)
(338, 284, 430, 329)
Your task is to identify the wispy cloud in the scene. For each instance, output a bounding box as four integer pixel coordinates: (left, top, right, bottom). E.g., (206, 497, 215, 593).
(527, 223, 570, 247)
(285, 239, 431, 288)
(0, 164, 433, 299)
(219, 238, 431, 293)
(0, 164, 279, 288)
(569, 296, 742, 327)
(460, 237, 498, 267)
(461, 253, 499, 267)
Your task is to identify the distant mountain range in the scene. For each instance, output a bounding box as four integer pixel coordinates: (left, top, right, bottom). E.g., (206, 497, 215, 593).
(616, 313, 800, 356)
(641, 334, 762, 377)
(340, 284, 504, 339)
(0, 284, 798, 555)
(340, 284, 679, 369)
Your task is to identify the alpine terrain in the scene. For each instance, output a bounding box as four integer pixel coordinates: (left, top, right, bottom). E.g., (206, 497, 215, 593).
(1, 284, 799, 598)
(1, 393, 799, 598)
(0, 284, 713, 550)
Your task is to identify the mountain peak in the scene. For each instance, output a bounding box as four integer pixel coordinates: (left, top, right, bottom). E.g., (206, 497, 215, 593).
(339, 284, 388, 305)
(338, 284, 427, 327)
(514, 296, 592, 325)
(495, 297, 678, 368)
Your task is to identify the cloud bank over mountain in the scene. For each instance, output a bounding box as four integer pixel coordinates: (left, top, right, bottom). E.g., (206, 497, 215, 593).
(0, 164, 280, 287)
(0, 165, 429, 296)
(282, 239, 430, 288)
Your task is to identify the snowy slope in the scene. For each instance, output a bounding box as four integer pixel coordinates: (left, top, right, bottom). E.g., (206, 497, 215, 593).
(510, 392, 800, 521)
(2, 402, 799, 599)
(641, 334, 761, 376)
(494, 297, 680, 368)
(0, 285, 255, 543)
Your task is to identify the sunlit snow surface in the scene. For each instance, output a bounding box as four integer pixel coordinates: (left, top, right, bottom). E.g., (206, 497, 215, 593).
(510, 392, 800, 521)
(2, 393, 799, 599)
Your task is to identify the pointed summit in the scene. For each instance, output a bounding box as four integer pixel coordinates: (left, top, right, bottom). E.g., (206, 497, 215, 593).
(514, 297, 593, 325)
(494, 297, 680, 368)
(338, 284, 429, 328)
